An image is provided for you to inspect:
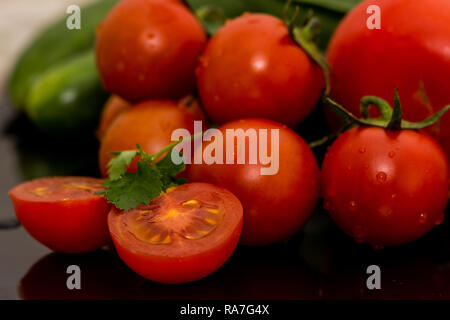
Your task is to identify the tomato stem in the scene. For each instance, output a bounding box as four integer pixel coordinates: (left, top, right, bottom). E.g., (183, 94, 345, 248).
(292, 19, 331, 95)
(387, 89, 403, 130)
(360, 96, 393, 121)
(323, 91, 450, 131)
(149, 132, 204, 162)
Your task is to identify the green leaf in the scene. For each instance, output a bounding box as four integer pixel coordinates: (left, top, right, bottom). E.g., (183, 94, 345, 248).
(156, 150, 185, 177)
(156, 150, 186, 190)
(107, 150, 138, 181)
(102, 161, 163, 211)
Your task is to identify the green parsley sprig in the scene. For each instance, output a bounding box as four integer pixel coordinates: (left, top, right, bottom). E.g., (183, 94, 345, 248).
(97, 135, 199, 211)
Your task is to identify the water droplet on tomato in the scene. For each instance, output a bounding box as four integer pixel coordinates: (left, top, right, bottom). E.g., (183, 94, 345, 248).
(349, 200, 358, 211)
(419, 213, 428, 224)
(388, 151, 396, 158)
(376, 171, 387, 183)
(358, 147, 366, 154)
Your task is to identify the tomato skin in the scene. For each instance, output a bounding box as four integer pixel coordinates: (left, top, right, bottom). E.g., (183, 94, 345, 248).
(187, 118, 320, 246)
(99, 99, 206, 176)
(327, 0, 450, 159)
(322, 127, 449, 247)
(196, 14, 323, 128)
(9, 177, 111, 253)
(96, 0, 207, 102)
(97, 95, 130, 140)
(108, 183, 243, 284)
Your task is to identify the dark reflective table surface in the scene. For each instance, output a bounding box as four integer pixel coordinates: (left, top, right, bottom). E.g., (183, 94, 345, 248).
(1, 92, 449, 300)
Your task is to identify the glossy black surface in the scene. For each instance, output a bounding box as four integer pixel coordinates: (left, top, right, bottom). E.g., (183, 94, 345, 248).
(0, 92, 449, 300)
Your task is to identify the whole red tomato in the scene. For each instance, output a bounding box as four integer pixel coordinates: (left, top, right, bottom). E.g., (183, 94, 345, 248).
(99, 99, 206, 177)
(96, 95, 130, 140)
(322, 126, 449, 248)
(96, 0, 207, 102)
(187, 118, 320, 246)
(327, 0, 450, 159)
(196, 13, 323, 128)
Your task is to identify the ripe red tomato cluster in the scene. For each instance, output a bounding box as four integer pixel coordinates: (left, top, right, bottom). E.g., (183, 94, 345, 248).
(9, 0, 450, 285)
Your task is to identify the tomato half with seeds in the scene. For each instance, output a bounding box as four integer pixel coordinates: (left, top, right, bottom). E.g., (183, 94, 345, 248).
(321, 127, 449, 248)
(9, 177, 111, 253)
(108, 183, 243, 284)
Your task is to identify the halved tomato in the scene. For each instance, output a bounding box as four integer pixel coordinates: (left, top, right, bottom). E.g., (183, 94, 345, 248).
(9, 177, 111, 253)
(108, 183, 243, 284)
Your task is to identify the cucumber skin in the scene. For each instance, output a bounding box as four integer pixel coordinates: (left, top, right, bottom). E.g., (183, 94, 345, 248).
(26, 51, 108, 135)
(7, 0, 118, 109)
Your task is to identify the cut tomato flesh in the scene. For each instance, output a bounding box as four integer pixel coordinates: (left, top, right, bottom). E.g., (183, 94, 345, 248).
(126, 194, 224, 244)
(16, 177, 105, 202)
(9, 177, 111, 253)
(108, 182, 243, 284)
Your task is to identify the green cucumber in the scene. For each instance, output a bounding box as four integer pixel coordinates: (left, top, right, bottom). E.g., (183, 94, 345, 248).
(26, 51, 108, 134)
(8, 0, 118, 109)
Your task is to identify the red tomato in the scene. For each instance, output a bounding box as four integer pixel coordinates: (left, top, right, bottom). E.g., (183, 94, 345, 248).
(322, 127, 449, 248)
(187, 118, 320, 245)
(327, 0, 450, 159)
(9, 177, 111, 253)
(97, 95, 130, 140)
(96, 0, 207, 102)
(99, 99, 206, 176)
(196, 13, 323, 127)
(108, 183, 243, 284)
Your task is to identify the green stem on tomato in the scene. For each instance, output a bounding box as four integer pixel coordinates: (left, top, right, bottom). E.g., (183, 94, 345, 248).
(292, 18, 331, 95)
(149, 131, 205, 162)
(360, 96, 393, 120)
(323, 91, 450, 132)
(387, 89, 403, 130)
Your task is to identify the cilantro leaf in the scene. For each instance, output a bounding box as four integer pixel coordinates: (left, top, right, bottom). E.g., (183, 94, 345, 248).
(100, 137, 198, 211)
(156, 150, 186, 189)
(107, 150, 138, 181)
(102, 161, 163, 211)
(156, 150, 185, 176)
